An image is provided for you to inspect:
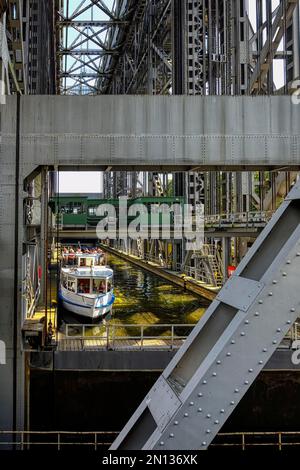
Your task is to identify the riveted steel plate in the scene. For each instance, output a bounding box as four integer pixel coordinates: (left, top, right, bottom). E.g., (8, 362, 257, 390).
(216, 275, 264, 312)
(147, 376, 182, 431)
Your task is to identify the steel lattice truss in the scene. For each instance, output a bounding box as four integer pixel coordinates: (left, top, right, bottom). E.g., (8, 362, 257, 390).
(56, 0, 136, 94)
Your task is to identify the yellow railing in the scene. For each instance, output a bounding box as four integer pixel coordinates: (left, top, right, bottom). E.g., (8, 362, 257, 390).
(0, 431, 118, 450)
(1, 430, 300, 450)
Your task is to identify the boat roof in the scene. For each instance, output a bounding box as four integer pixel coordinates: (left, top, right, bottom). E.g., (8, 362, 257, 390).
(62, 267, 113, 278)
(63, 253, 101, 258)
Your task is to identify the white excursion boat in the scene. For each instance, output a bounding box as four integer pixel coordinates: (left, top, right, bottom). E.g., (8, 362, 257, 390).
(59, 253, 115, 320)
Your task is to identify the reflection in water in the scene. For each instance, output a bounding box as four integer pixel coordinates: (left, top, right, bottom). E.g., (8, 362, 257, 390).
(59, 254, 208, 327)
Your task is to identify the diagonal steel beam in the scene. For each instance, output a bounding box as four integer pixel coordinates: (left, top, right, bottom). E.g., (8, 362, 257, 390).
(249, 0, 298, 93)
(111, 180, 300, 450)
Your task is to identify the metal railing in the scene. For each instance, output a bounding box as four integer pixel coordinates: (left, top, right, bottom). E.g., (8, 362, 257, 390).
(213, 431, 300, 450)
(129, 249, 173, 269)
(175, 263, 220, 287)
(0, 431, 117, 450)
(205, 210, 274, 228)
(2, 430, 300, 450)
(62, 323, 196, 351)
(60, 321, 300, 352)
(278, 321, 300, 348)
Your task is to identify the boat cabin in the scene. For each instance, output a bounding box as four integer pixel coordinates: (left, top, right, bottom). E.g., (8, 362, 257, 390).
(62, 253, 104, 268)
(61, 269, 113, 296)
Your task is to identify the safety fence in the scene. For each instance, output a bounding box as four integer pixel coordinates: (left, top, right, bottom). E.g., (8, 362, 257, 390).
(59, 323, 196, 351)
(2, 430, 300, 450)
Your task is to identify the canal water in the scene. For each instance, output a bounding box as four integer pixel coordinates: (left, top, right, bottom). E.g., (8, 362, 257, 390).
(59, 253, 208, 328)
(31, 255, 300, 435)
(31, 254, 208, 434)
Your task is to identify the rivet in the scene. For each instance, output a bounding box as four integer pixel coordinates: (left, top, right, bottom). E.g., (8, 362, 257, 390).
(287, 260, 291, 265)
(245, 320, 249, 325)
(212, 372, 217, 377)
(287, 320, 292, 324)
(277, 328, 281, 333)
(216, 360, 221, 365)
(206, 429, 211, 434)
(273, 280, 277, 285)
(160, 442, 164, 446)
(263, 348, 267, 353)
(249, 368, 253, 373)
(220, 409, 225, 414)
(198, 392, 203, 397)
(291, 308, 295, 313)
(198, 408, 203, 413)
(206, 414, 211, 419)
(230, 401, 235, 405)
(259, 300, 263, 304)
(203, 380, 207, 385)
(169, 433, 174, 438)
(235, 389, 239, 393)
(174, 421, 179, 425)
(231, 340, 235, 344)
(273, 340, 277, 345)
(227, 352, 231, 357)
(241, 332, 245, 337)
(297, 253, 300, 257)
(259, 360, 263, 365)
(184, 413, 189, 417)
(214, 420, 219, 425)
(190, 402, 194, 406)
(245, 380, 249, 385)
(255, 312, 260, 317)
(269, 292, 273, 296)
(282, 272, 287, 277)
(202, 442, 207, 446)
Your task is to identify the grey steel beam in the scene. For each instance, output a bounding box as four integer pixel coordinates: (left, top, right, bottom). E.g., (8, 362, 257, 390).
(110, 177, 300, 450)
(10, 95, 300, 178)
(59, 21, 129, 26)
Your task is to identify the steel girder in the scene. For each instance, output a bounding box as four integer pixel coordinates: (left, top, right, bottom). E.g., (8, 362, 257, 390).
(110, 178, 300, 450)
(104, 0, 172, 95)
(56, 0, 135, 95)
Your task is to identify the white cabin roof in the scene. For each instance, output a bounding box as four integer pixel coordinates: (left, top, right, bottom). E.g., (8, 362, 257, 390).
(61, 266, 113, 278)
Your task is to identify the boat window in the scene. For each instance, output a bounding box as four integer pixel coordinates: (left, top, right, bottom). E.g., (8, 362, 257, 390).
(67, 277, 76, 292)
(93, 279, 106, 294)
(62, 273, 68, 289)
(77, 279, 90, 294)
(79, 258, 86, 267)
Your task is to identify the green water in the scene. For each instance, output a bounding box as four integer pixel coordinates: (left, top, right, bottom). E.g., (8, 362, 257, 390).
(58, 254, 208, 328)
(108, 254, 207, 326)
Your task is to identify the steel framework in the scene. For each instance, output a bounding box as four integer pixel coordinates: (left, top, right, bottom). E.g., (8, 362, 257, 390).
(56, 0, 137, 95)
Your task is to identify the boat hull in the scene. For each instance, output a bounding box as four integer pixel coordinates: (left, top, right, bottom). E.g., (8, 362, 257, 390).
(59, 288, 114, 319)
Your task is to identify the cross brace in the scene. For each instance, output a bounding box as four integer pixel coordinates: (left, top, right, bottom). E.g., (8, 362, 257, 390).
(111, 180, 300, 450)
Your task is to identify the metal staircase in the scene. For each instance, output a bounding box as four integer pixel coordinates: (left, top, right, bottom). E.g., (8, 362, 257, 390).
(111, 180, 300, 450)
(181, 244, 223, 287)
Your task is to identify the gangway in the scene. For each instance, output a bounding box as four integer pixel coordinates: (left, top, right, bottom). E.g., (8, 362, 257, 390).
(111, 180, 300, 450)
